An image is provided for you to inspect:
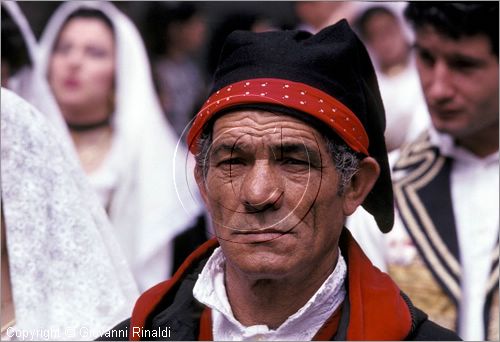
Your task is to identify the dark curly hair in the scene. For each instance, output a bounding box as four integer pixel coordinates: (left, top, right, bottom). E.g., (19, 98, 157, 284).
(404, 2, 499, 56)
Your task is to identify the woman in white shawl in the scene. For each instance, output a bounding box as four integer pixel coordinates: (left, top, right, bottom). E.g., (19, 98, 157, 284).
(33, 1, 202, 291)
(1, 88, 138, 340)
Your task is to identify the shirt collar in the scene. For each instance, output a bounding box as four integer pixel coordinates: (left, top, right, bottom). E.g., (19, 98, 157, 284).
(428, 127, 499, 165)
(193, 247, 347, 340)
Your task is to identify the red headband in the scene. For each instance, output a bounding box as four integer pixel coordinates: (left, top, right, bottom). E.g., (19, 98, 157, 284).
(187, 78, 369, 155)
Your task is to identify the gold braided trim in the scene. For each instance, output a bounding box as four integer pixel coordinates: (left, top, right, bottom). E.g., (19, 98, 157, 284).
(389, 256, 456, 332)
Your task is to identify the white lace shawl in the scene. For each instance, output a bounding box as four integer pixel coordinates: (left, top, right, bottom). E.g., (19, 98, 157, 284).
(1, 88, 139, 339)
(32, 1, 203, 291)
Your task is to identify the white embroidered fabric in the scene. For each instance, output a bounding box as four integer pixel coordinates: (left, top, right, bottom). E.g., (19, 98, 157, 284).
(31, 1, 204, 290)
(1, 88, 139, 340)
(193, 247, 347, 341)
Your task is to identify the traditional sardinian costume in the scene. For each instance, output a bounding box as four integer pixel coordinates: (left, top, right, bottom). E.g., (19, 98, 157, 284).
(102, 20, 460, 341)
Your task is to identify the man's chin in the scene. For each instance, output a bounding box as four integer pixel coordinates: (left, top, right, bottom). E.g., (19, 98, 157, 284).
(228, 256, 294, 280)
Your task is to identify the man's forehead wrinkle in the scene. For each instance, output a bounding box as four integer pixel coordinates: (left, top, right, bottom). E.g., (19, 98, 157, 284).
(213, 123, 321, 145)
(214, 122, 313, 135)
(213, 133, 321, 152)
(210, 111, 328, 159)
(214, 111, 319, 132)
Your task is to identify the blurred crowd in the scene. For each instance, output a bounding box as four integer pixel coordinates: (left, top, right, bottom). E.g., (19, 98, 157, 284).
(4, 2, 428, 151)
(1, 1, 498, 341)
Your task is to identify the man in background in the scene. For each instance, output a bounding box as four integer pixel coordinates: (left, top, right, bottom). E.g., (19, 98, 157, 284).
(349, 3, 499, 340)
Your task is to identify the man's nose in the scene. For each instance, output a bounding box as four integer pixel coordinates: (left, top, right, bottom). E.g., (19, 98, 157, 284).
(426, 61, 455, 104)
(239, 160, 284, 213)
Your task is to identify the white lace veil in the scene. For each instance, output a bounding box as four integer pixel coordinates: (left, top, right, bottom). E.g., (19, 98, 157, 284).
(33, 1, 203, 290)
(1, 88, 139, 339)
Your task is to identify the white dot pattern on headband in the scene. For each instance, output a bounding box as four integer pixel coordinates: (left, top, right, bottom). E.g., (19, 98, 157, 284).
(189, 78, 370, 155)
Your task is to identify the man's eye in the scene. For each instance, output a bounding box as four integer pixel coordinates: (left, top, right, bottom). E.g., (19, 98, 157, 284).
(280, 158, 309, 166)
(448, 59, 479, 71)
(418, 50, 435, 66)
(218, 158, 244, 167)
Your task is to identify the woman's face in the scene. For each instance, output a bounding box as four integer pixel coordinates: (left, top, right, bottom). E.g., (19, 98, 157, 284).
(48, 17, 115, 117)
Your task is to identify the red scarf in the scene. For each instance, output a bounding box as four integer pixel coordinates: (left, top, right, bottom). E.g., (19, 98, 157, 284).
(130, 231, 411, 340)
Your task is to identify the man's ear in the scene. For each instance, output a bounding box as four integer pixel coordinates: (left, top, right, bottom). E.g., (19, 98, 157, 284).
(194, 165, 209, 205)
(342, 157, 380, 216)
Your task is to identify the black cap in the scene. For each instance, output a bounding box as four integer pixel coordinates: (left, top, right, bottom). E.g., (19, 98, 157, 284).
(191, 20, 394, 232)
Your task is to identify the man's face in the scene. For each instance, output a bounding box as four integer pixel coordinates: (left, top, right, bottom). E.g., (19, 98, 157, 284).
(197, 110, 347, 280)
(414, 25, 499, 141)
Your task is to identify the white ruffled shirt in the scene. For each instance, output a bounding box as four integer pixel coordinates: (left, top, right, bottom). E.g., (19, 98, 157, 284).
(193, 247, 347, 341)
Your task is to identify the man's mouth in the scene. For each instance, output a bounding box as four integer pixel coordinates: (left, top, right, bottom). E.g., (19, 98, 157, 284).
(231, 228, 292, 243)
(431, 106, 462, 118)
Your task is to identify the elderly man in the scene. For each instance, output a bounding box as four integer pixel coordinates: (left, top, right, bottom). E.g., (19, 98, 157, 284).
(349, 3, 499, 340)
(100, 20, 458, 341)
